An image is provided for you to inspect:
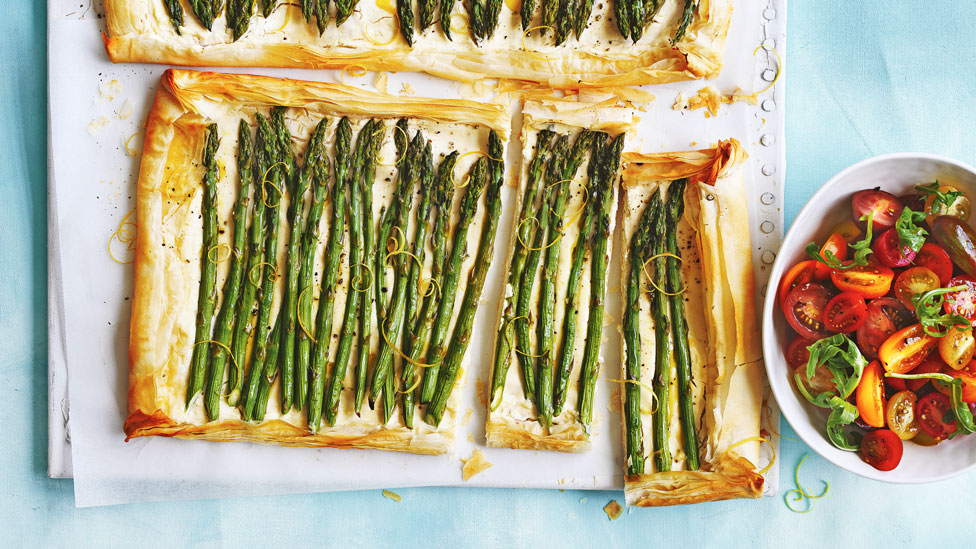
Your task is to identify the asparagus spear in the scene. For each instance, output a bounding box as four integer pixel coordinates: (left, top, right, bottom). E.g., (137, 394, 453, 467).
(512, 135, 569, 405)
(316, 0, 331, 34)
(419, 157, 489, 403)
(520, 0, 536, 31)
(632, 0, 649, 41)
(577, 134, 624, 430)
(253, 310, 283, 422)
(323, 120, 373, 426)
(535, 130, 594, 428)
(228, 0, 255, 41)
(484, 0, 502, 40)
(375, 119, 410, 327)
(204, 121, 253, 420)
(613, 0, 630, 40)
(397, 143, 436, 428)
(228, 117, 271, 406)
(573, 0, 594, 38)
(397, 0, 415, 46)
(337, 0, 359, 28)
(552, 132, 607, 415)
(647, 190, 672, 472)
(301, 0, 315, 21)
(646, 0, 663, 25)
(368, 132, 424, 407)
(382, 369, 396, 422)
(186, 124, 221, 409)
(261, 0, 277, 18)
(402, 152, 458, 426)
(665, 179, 699, 470)
(164, 0, 184, 34)
(241, 113, 287, 421)
(294, 120, 333, 412)
(675, 0, 696, 42)
(440, 0, 456, 41)
(306, 117, 353, 433)
(420, 0, 437, 31)
(354, 120, 384, 414)
(188, 0, 216, 30)
(469, 0, 486, 43)
(489, 130, 554, 411)
(622, 186, 660, 475)
(554, 0, 575, 45)
(540, 0, 559, 36)
(278, 118, 323, 414)
(426, 135, 503, 426)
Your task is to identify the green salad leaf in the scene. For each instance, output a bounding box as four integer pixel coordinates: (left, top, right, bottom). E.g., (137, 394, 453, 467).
(916, 181, 962, 217)
(895, 207, 928, 253)
(794, 334, 869, 451)
(805, 215, 874, 270)
(912, 286, 970, 337)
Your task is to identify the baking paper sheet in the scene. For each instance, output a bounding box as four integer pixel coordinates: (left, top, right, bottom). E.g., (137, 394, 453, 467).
(48, 0, 787, 506)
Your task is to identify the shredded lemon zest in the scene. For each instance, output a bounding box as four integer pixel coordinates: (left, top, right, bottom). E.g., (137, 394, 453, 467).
(376, 123, 411, 166)
(419, 277, 440, 298)
(449, 13, 469, 33)
(505, 315, 545, 358)
(297, 285, 317, 342)
(108, 209, 137, 265)
(515, 216, 562, 251)
(272, 2, 300, 32)
(193, 339, 241, 397)
(719, 436, 775, 477)
(260, 161, 288, 208)
(521, 26, 557, 61)
(794, 453, 829, 500)
(363, 18, 397, 46)
(381, 318, 442, 370)
(207, 243, 232, 264)
(753, 45, 782, 96)
(340, 64, 369, 86)
(605, 378, 658, 412)
(400, 372, 425, 394)
(640, 253, 685, 296)
(123, 130, 142, 157)
(350, 262, 374, 293)
(249, 261, 279, 287)
(784, 490, 814, 513)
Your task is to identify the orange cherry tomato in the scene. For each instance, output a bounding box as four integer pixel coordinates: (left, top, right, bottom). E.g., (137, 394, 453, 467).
(924, 184, 971, 224)
(949, 361, 976, 403)
(814, 233, 848, 279)
(831, 261, 895, 300)
(878, 324, 938, 374)
(939, 326, 976, 370)
(892, 267, 940, 309)
(856, 361, 886, 428)
(830, 220, 862, 243)
(778, 261, 818, 311)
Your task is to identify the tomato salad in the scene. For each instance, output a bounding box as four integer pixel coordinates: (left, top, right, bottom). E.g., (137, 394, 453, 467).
(780, 182, 976, 471)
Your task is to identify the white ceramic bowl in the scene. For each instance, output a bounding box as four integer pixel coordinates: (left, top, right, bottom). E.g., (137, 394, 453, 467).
(763, 153, 976, 483)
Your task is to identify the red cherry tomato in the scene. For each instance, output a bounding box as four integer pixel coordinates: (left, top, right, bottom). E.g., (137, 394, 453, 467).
(831, 261, 895, 300)
(822, 292, 867, 333)
(916, 392, 957, 440)
(856, 361, 887, 428)
(785, 337, 816, 370)
(913, 242, 953, 286)
(814, 233, 848, 279)
(906, 357, 948, 392)
(783, 283, 835, 340)
(878, 324, 938, 374)
(892, 267, 941, 309)
(856, 297, 914, 360)
(885, 375, 908, 393)
(853, 189, 904, 233)
(860, 429, 904, 471)
(944, 275, 976, 321)
(872, 229, 917, 268)
(777, 260, 818, 312)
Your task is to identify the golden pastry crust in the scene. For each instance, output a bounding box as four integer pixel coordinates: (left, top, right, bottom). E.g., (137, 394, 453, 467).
(484, 97, 636, 452)
(127, 69, 509, 455)
(103, 0, 733, 88)
(618, 139, 765, 506)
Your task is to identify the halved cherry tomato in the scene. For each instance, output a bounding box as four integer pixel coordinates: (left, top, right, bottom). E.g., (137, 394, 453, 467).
(814, 233, 848, 279)
(777, 260, 818, 312)
(783, 283, 835, 340)
(857, 297, 914, 360)
(913, 242, 953, 286)
(878, 324, 938, 374)
(793, 363, 837, 396)
(924, 184, 972, 224)
(860, 429, 904, 471)
(943, 275, 976, 321)
(906, 356, 947, 392)
(822, 292, 867, 333)
(948, 361, 976, 403)
(885, 390, 919, 440)
(912, 431, 944, 446)
(872, 229, 917, 268)
(897, 193, 926, 213)
(830, 220, 862, 243)
(939, 326, 976, 369)
(785, 337, 815, 369)
(892, 266, 940, 308)
(831, 261, 895, 299)
(886, 375, 908, 393)
(856, 361, 886, 428)
(916, 392, 957, 439)
(852, 189, 904, 233)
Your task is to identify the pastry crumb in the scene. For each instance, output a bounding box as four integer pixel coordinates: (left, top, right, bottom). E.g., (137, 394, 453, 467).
(118, 99, 134, 120)
(673, 86, 758, 117)
(461, 408, 473, 427)
(466, 432, 474, 443)
(373, 72, 389, 94)
(603, 500, 623, 521)
(608, 387, 622, 415)
(400, 82, 415, 96)
(476, 381, 487, 407)
(97, 79, 122, 104)
(461, 449, 493, 481)
(381, 489, 402, 502)
(86, 116, 110, 137)
(579, 497, 588, 504)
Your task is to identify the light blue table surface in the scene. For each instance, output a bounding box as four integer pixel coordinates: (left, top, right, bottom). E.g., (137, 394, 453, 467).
(4, 2, 975, 546)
